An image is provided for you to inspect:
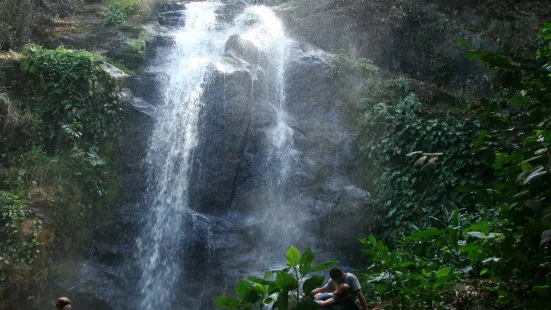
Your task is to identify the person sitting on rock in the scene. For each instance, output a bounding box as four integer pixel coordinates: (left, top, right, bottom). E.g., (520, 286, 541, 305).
(55, 297, 72, 310)
(315, 283, 352, 307)
(309, 266, 368, 310)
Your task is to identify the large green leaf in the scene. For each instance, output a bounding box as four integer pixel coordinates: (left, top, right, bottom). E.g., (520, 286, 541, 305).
(213, 296, 243, 309)
(276, 289, 289, 310)
(533, 285, 549, 297)
(509, 96, 529, 105)
(247, 276, 275, 286)
(286, 246, 301, 267)
(302, 275, 325, 295)
(369, 235, 378, 248)
(236, 279, 251, 299)
(436, 267, 452, 278)
(409, 228, 444, 241)
(275, 272, 297, 290)
(296, 297, 318, 310)
(299, 248, 315, 275)
(244, 285, 263, 304)
(467, 221, 492, 235)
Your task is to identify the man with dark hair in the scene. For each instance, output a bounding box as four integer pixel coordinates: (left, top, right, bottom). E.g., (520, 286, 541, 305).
(54, 297, 72, 310)
(310, 267, 368, 310)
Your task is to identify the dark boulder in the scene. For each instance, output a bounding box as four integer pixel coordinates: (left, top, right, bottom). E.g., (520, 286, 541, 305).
(189, 56, 258, 214)
(225, 34, 263, 65)
(158, 10, 185, 27)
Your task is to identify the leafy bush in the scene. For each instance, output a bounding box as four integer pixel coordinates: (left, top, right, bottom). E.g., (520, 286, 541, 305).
(0, 190, 39, 270)
(21, 45, 124, 150)
(104, 0, 168, 25)
(360, 88, 487, 237)
(0, 45, 124, 308)
(106, 29, 147, 70)
(104, 5, 127, 26)
(358, 23, 551, 308)
(361, 209, 510, 308)
(214, 246, 338, 310)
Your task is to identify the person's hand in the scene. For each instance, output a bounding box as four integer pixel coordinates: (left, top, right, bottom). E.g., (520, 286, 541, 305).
(314, 293, 321, 299)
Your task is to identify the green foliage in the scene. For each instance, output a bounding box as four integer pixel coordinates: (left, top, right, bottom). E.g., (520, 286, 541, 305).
(0, 44, 124, 308)
(0, 190, 40, 275)
(21, 45, 124, 150)
(360, 23, 551, 308)
(360, 88, 487, 237)
(104, 0, 138, 26)
(107, 29, 147, 70)
(104, 5, 127, 26)
(360, 208, 510, 308)
(104, 0, 161, 25)
(213, 246, 338, 310)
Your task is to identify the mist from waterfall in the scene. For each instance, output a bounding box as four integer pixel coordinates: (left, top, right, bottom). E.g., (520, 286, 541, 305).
(135, 2, 297, 309)
(235, 6, 300, 257)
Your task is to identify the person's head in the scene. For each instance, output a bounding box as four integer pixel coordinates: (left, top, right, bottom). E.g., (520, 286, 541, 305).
(55, 297, 71, 310)
(329, 266, 345, 284)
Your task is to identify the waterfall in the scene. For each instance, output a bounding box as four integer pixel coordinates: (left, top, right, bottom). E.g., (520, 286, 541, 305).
(238, 6, 297, 183)
(136, 2, 225, 309)
(236, 6, 300, 258)
(135, 2, 296, 309)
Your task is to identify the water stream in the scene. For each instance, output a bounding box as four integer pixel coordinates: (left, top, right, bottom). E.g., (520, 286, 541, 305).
(135, 2, 296, 308)
(136, 3, 225, 308)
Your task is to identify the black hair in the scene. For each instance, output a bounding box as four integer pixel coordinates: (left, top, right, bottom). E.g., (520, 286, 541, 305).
(329, 266, 344, 280)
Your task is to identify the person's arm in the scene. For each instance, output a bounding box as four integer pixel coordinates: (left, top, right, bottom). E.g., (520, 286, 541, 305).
(310, 279, 331, 296)
(310, 285, 328, 296)
(316, 298, 336, 307)
(356, 290, 368, 310)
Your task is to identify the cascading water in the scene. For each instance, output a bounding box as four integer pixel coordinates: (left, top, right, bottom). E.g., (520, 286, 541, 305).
(234, 5, 299, 254)
(135, 1, 297, 309)
(237, 6, 296, 183)
(136, 2, 226, 309)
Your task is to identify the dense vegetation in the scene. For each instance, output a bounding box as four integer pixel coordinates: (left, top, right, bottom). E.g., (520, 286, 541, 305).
(357, 23, 551, 308)
(0, 46, 125, 309)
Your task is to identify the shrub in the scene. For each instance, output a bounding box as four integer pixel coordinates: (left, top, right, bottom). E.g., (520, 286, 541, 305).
(21, 45, 124, 151)
(104, 5, 127, 26)
(104, 0, 169, 25)
(358, 22, 551, 309)
(359, 88, 487, 238)
(0, 44, 124, 308)
(214, 246, 338, 310)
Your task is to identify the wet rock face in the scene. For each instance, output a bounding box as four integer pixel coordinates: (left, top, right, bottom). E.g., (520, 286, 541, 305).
(158, 10, 185, 27)
(188, 32, 373, 250)
(225, 34, 262, 65)
(189, 57, 257, 214)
